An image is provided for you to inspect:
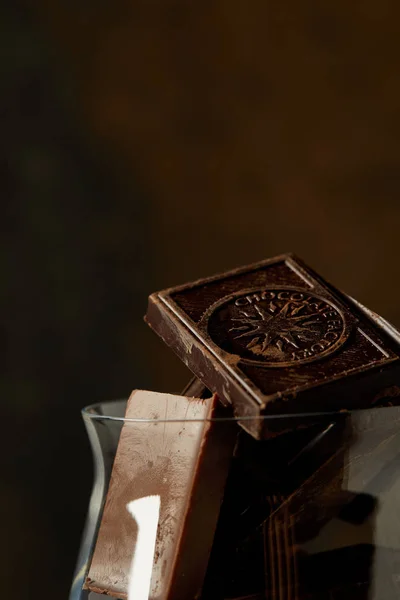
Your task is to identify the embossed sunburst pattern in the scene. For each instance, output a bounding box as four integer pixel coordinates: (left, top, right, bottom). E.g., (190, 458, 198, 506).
(206, 288, 346, 366)
(229, 301, 322, 355)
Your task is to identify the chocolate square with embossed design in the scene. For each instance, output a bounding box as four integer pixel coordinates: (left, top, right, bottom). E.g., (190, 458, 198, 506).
(146, 254, 400, 438)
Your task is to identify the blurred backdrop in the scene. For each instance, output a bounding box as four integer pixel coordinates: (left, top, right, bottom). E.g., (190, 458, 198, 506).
(2, 1, 400, 597)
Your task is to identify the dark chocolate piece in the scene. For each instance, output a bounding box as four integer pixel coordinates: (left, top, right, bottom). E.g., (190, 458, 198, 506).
(209, 404, 400, 600)
(201, 416, 350, 599)
(146, 254, 400, 438)
(84, 390, 236, 600)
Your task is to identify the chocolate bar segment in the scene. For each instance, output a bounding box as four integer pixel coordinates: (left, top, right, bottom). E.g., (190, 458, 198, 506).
(84, 390, 236, 599)
(201, 416, 350, 599)
(146, 254, 400, 438)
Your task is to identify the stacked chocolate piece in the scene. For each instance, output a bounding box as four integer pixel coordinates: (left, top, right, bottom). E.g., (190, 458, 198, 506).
(84, 254, 400, 599)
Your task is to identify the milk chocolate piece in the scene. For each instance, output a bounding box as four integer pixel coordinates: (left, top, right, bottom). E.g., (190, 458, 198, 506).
(146, 254, 400, 438)
(84, 390, 236, 600)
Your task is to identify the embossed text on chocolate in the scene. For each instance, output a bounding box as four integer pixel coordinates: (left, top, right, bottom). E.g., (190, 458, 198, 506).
(206, 288, 349, 367)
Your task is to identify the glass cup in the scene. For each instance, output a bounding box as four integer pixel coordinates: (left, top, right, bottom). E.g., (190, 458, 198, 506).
(70, 399, 400, 600)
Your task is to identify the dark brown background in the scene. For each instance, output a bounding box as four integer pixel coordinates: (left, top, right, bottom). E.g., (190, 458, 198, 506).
(2, 1, 400, 597)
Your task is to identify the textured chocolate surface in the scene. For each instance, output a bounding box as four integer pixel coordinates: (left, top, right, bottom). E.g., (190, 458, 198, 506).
(146, 254, 400, 438)
(84, 390, 236, 599)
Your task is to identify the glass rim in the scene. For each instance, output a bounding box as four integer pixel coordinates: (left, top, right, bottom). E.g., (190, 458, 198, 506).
(81, 398, 366, 424)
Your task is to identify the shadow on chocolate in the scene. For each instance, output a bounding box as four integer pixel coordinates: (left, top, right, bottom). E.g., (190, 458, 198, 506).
(201, 415, 382, 600)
